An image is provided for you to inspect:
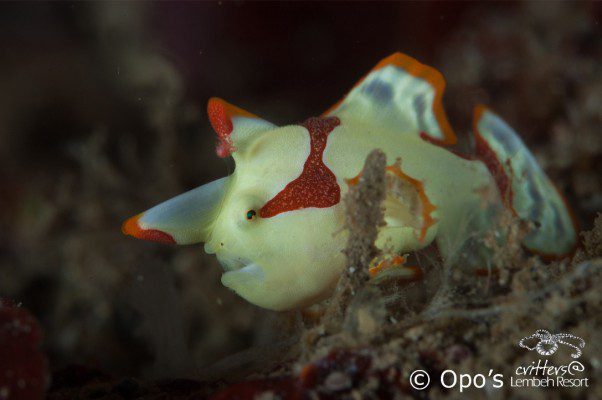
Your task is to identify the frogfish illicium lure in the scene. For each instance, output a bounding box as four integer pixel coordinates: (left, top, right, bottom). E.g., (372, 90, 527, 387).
(123, 53, 577, 310)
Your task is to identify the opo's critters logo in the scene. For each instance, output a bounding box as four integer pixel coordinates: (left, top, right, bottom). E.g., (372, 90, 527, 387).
(518, 329, 585, 358)
(408, 329, 589, 392)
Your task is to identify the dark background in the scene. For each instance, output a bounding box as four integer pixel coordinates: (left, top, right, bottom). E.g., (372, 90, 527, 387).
(0, 1, 600, 380)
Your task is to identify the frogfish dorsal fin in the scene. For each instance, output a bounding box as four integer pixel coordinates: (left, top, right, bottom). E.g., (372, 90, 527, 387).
(122, 177, 230, 245)
(207, 98, 276, 157)
(323, 52, 456, 146)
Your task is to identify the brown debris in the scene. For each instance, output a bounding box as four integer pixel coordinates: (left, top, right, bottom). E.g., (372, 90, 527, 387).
(580, 213, 602, 260)
(302, 149, 387, 351)
(337, 149, 387, 307)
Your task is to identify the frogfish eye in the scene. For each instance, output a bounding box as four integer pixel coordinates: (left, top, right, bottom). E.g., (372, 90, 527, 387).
(246, 209, 257, 221)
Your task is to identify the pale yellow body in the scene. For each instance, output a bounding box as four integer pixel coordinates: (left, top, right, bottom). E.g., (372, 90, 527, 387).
(202, 122, 496, 310)
(204, 126, 348, 310)
(325, 120, 497, 256)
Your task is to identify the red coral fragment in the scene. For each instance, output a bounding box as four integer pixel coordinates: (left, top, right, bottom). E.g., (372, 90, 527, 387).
(0, 299, 48, 400)
(210, 348, 403, 399)
(299, 348, 372, 390)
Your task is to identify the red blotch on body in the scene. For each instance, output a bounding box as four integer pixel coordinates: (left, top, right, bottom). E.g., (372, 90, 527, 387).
(207, 99, 234, 158)
(136, 229, 176, 244)
(260, 117, 341, 218)
(121, 214, 176, 244)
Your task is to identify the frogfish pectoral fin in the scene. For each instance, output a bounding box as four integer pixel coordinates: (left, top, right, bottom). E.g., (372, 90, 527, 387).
(369, 254, 424, 287)
(347, 160, 438, 253)
(122, 176, 230, 245)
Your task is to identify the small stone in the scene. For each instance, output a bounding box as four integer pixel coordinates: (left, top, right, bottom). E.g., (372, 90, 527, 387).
(324, 371, 352, 392)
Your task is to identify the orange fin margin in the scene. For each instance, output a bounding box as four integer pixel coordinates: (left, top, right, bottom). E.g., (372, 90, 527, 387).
(207, 98, 261, 157)
(323, 52, 457, 146)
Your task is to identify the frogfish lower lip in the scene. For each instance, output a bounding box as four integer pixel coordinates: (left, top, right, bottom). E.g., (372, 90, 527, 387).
(121, 213, 176, 244)
(216, 253, 252, 272)
(222, 263, 265, 286)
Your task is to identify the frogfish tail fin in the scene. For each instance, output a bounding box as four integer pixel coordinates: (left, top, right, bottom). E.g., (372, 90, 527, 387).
(473, 105, 577, 257)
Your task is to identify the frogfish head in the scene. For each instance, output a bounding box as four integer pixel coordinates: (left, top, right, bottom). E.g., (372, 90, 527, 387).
(123, 98, 347, 310)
